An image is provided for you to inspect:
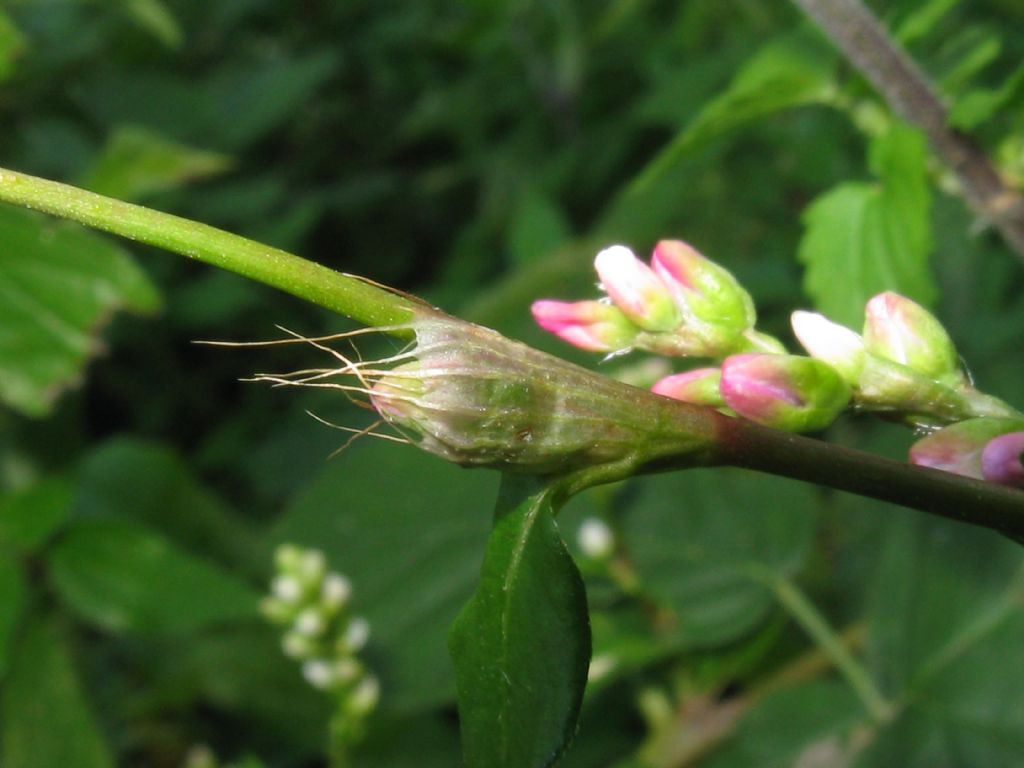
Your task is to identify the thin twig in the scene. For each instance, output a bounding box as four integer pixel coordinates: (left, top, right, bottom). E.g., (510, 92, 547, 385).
(791, 0, 1024, 261)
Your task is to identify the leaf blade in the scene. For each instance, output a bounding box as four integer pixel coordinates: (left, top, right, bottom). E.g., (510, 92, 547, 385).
(449, 476, 591, 768)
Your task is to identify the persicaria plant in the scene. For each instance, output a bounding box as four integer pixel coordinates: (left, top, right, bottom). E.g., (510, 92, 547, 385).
(3, 1, 1024, 765)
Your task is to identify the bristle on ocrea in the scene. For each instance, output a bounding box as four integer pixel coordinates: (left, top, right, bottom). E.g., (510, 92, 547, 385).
(196, 325, 420, 455)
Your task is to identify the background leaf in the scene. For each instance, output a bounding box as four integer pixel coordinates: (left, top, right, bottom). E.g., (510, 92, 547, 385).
(449, 477, 590, 768)
(856, 516, 1024, 766)
(621, 468, 816, 647)
(0, 477, 71, 553)
(0, 206, 161, 416)
(1, 616, 115, 768)
(78, 125, 231, 201)
(267, 439, 496, 713)
(47, 518, 259, 633)
(0, 10, 24, 82)
(798, 123, 936, 325)
(0, 554, 25, 678)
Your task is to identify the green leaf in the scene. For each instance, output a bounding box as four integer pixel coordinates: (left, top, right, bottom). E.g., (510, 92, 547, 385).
(799, 123, 936, 326)
(859, 516, 1024, 765)
(47, 518, 259, 633)
(1, 615, 115, 768)
(74, 51, 339, 151)
(507, 189, 571, 267)
(629, 30, 837, 193)
(75, 438, 259, 574)
(0, 477, 72, 553)
(700, 680, 863, 768)
(267, 439, 495, 713)
(895, 0, 958, 45)
(0, 10, 25, 82)
(79, 125, 231, 201)
(622, 468, 815, 647)
(949, 63, 1024, 130)
(0, 554, 26, 678)
(0, 206, 161, 417)
(449, 475, 590, 768)
(148, 625, 332, 752)
(118, 0, 183, 49)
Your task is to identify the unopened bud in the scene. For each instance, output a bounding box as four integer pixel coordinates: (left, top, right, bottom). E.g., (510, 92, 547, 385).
(295, 607, 326, 637)
(348, 675, 381, 715)
(577, 518, 615, 559)
(274, 544, 303, 573)
(321, 573, 352, 610)
(594, 245, 681, 332)
(909, 418, 1024, 479)
(297, 550, 327, 583)
(719, 354, 850, 433)
(651, 240, 755, 331)
(791, 311, 865, 385)
(863, 292, 961, 383)
(531, 299, 638, 352)
(332, 657, 362, 684)
(341, 617, 371, 652)
(272, 575, 303, 603)
(651, 368, 724, 407)
(981, 432, 1024, 487)
(282, 631, 315, 660)
(260, 596, 293, 624)
(302, 659, 336, 690)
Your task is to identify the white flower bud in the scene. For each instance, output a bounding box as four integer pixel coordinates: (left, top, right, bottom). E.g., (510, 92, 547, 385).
(791, 311, 865, 385)
(348, 675, 381, 715)
(298, 550, 327, 582)
(294, 607, 326, 637)
(577, 518, 615, 559)
(587, 653, 617, 682)
(320, 573, 352, 610)
(302, 659, 336, 690)
(282, 631, 313, 660)
(271, 575, 303, 603)
(341, 617, 371, 652)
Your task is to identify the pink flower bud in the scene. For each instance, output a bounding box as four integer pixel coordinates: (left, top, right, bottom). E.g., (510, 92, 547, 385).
(651, 240, 755, 331)
(981, 432, 1024, 487)
(719, 354, 850, 433)
(651, 368, 724, 407)
(863, 292, 959, 381)
(790, 311, 865, 385)
(909, 418, 1024, 479)
(594, 245, 681, 332)
(531, 299, 638, 352)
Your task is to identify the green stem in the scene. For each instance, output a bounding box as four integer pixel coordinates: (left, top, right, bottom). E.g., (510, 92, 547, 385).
(754, 569, 891, 723)
(713, 415, 1024, 541)
(0, 166, 423, 331)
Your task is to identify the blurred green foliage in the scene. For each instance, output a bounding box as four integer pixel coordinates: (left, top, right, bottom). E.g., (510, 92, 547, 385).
(1, 0, 1024, 765)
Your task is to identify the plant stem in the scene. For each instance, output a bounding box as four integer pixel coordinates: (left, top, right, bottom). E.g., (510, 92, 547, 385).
(754, 569, 891, 723)
(0, 166, 424, 331)
(3, 166, 1024, 539)
(714, 415, 1024, 540)
(790, 0, 1024, 262)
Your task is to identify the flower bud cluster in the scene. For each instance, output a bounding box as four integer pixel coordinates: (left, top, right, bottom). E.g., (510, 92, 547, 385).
(533, 241, 783, 359)
(531, 241, 1023, 477)
(791, 292, 1017, 427)
(261, 545, 379, 720)
(909, 418, 1024, 488)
